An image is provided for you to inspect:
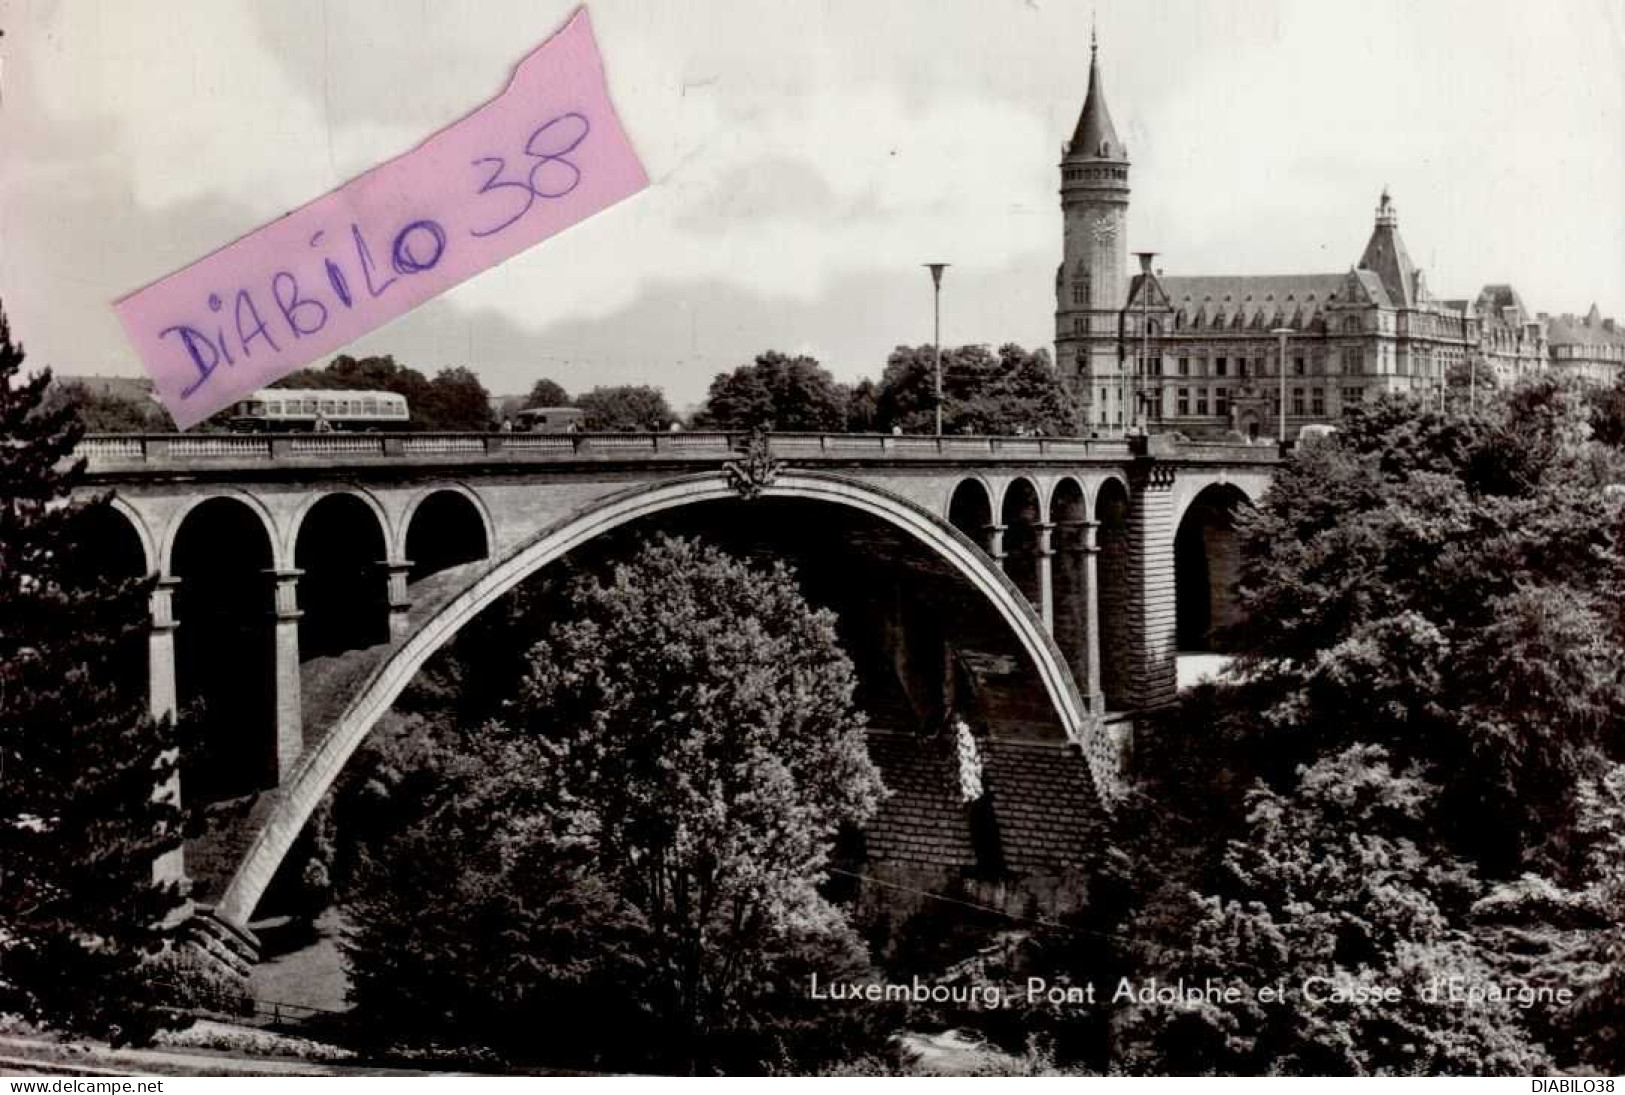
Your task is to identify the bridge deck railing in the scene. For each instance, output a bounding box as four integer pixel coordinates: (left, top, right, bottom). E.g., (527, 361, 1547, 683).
(76, 432, 1286, 473)
(75, 430, 1195, 467)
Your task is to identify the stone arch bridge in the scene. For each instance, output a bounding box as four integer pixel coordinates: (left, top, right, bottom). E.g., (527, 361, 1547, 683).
(76, 429, 1277, 955)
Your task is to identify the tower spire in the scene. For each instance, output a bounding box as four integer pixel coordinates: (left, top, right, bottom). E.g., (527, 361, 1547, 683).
(1069, 22, 1124, 160)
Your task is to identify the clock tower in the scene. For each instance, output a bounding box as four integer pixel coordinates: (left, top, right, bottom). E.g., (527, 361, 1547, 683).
(1056, 28, 1130, 429)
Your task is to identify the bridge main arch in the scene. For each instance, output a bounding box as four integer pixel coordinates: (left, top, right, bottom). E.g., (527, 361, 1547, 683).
(213, 469, 1106, 927)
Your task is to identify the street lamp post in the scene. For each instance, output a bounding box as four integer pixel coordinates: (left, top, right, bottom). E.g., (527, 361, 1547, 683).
(1270, 327, 1293, 444)
(926, 264, 950, 435)
(1133, 252, 1158, 434)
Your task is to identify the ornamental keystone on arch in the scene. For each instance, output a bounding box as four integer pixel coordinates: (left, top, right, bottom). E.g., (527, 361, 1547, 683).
(724, 427, 785, 500)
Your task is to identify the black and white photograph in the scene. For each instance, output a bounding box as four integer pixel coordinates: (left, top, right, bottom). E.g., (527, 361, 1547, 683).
(1, 0, 1622, 1080)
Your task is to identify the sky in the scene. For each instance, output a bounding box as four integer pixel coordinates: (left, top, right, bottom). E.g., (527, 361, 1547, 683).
(2, 0, 1622, 410)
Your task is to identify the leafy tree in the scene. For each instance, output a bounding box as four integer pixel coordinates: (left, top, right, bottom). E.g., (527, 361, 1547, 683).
(1102, 380, 1625, 1075)
(344, 536, 889, 1072)
(874, 343, 1078, 435)
(276, 353, 430, 398)
(0, 306, 188, 1045)
(1115, 746, 1551, 1075)
(44, 381, 174, 433)
(575, 384, 674, 431)
(418, 366, 494, 432)
(1587, 371, 1625, 450)
(696, 352, 848, 432)
(1228, 385, 1625, 869)
(525, 378, 571, 408)
(846, 377, 879, 433)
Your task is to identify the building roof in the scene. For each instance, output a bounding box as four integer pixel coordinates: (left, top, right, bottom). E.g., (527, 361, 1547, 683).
(1476, 283, 1529, 321)
(1547, 306, 1625, 348)
(1130, 272, 1351, 330)
(1356, 190, 1417, 309)
(1067, 32, 1126, 160)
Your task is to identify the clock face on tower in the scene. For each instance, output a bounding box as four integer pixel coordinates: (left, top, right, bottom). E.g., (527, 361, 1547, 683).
(1091, 214, 1117, 243)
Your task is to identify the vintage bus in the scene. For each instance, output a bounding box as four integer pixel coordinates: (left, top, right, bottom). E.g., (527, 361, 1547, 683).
(226, 389, 410, 431)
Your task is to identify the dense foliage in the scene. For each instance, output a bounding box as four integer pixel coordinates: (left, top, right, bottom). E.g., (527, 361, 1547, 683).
(695, 352, 849, 432)
(43, 381, 175, 433)
(524, 377, 571, 408)
(873, 343, 1079, 435)
(342, 537, 891, 1072)
(1100, 382, 1625, 1075)
(573, 384, 676, 431)
(0, 306, 188, 1045)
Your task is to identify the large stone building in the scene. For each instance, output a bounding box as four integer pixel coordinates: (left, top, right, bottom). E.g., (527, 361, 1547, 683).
(1545, 304, 1625, 383)
(1055, 36, 1606, 439)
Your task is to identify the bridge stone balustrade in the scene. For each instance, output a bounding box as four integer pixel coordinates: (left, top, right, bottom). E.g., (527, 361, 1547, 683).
(73, 431, 1279, 938)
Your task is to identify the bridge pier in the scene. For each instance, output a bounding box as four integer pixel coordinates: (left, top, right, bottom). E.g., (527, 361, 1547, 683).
(1078, 520, 1105, 712)
(381, 559, 414, 640)
(1052, 518, 1106, 713)
(1033, 521, 1055, 633)
(983, 522, 1006, 561)
(1126, 466, 1178, 709)
(266, 569, 305, 783)
(149, 578, 185, 886)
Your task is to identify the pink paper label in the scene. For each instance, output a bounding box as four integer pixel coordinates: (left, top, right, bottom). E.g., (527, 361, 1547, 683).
(114, 8, 648, 431)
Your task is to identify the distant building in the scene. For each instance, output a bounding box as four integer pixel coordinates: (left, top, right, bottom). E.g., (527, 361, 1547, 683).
(1544, 304, 1625, 384)
(1055, 34, 1610, 439)
(54, 374, 158, 404)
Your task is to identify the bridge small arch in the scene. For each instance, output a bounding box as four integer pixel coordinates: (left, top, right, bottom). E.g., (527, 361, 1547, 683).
(946, 477, 995, 553)
(283, 487, 392, 571)
(1000, 476, 1044, 610)
(169, 495, 279, 801)
(160, 489, 283, 575)
(213, 470, 1105, 927)
(68, 498, 155, 582)
(400, 484, 494, 581)
(1048, 477, 1090, 692)
(1175, 482, 1252, 653)
(1094, 476, 1132, 710)
(294, 493, 391, 658)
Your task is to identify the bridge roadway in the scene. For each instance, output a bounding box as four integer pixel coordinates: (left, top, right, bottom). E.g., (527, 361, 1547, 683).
(77, 429, 1278, 943)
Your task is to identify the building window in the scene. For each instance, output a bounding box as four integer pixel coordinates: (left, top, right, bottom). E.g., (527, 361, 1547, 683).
(1343, 348, 1361, 374)
(1178, 356, 1189, 376)
(1177, 387, 1190, 416)
(1311, 387, 1325, 416)
(1215, 388, 1229, 418)
(1292, 388, 1305, 416)
(1196, 388, 1209, 416)
(1343, 316, 1359, 333)
(1344, 386, 1365, 407)
(1294, 356, 1306, 376)
(1215, 357, 1228, 377)
(1072, 285, 1086, 305)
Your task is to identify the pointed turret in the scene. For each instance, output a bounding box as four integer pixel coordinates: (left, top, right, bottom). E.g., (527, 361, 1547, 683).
(1056, 23, 1133, 429)
(1357, 188, 1417, 309)
(1068, 28, 1126, 159)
